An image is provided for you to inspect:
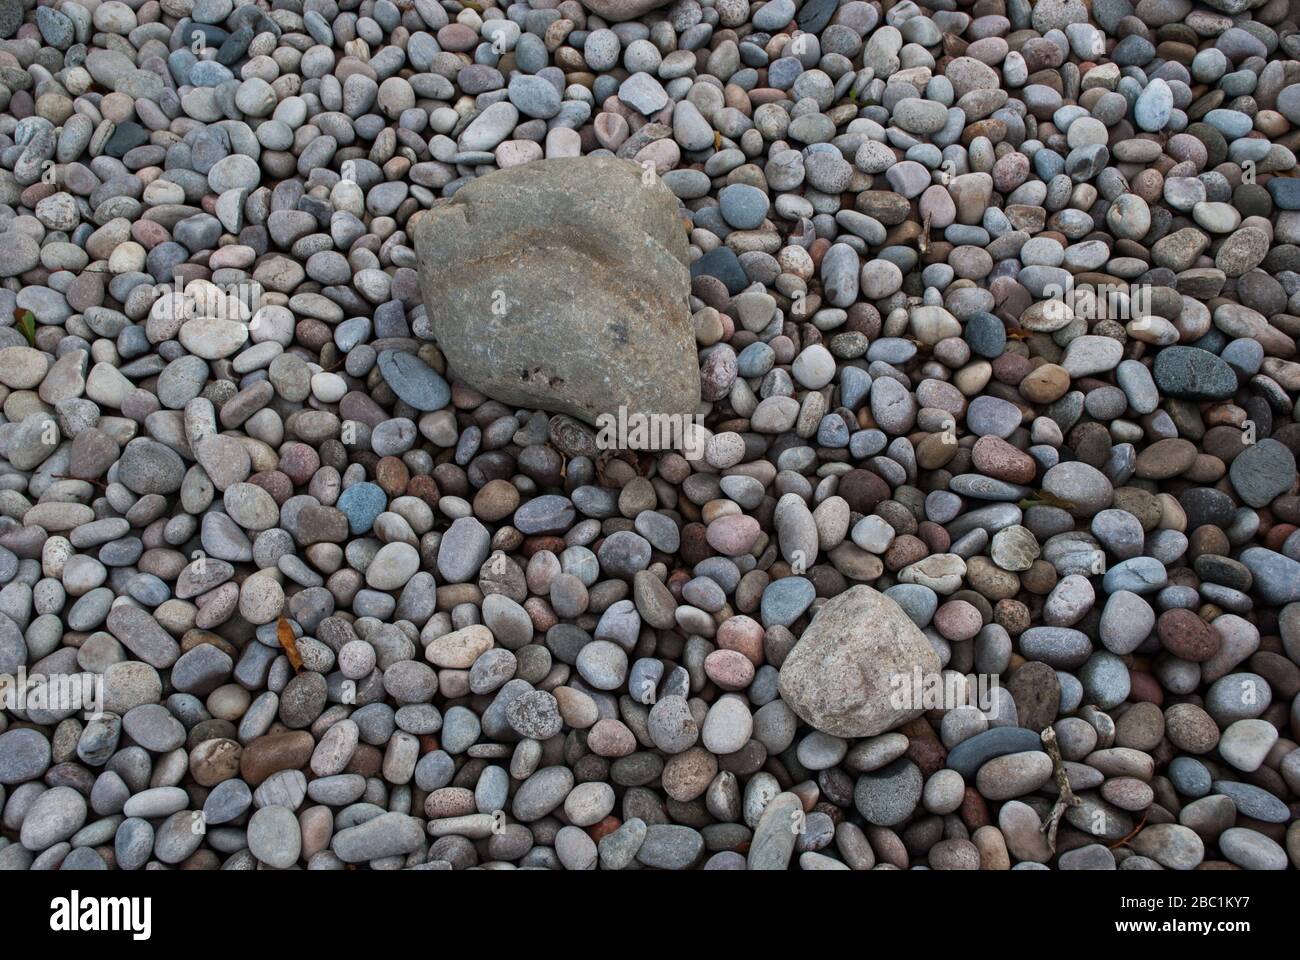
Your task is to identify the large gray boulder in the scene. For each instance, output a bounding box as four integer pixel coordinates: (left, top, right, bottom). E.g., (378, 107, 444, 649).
(1196, 0, 1264, 11)
(577, 0, 676, 22)
(778, 585, 943, 738)
(414, 157, 699, 426)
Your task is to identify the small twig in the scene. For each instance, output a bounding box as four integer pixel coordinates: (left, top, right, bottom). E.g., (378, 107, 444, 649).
(1108, 810, 1149, 851)
(1039, 726, 1081, 853)
(49, 473, 108, 491)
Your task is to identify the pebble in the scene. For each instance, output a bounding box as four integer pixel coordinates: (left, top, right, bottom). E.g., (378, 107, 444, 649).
(0, 728, 52, 784)
(377, 350, 451, 412)
(332, 813, 425, 863)
(854, 759, 922, 827)
(20, 787, 87, 851)
(947, 728, 1044, 779)
(1219, 827, 1288, 870)
(638, 824, 705, 870)
(247, 806, 302, 869)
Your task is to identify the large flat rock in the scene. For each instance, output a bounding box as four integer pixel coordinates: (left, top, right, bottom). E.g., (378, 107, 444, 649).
(578, 0, 676, 21)
(414, 157, 699, 427)
(778, 585, 943, 738)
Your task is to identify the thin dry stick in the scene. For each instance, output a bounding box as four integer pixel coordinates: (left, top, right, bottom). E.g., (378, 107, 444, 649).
(49, 473, 108, 491)
(1109, 810, 1150, 851)
(1039, 726, 1081, 853)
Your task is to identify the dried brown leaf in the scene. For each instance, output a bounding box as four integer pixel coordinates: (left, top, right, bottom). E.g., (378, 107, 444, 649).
(277, 617, 303, 673)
